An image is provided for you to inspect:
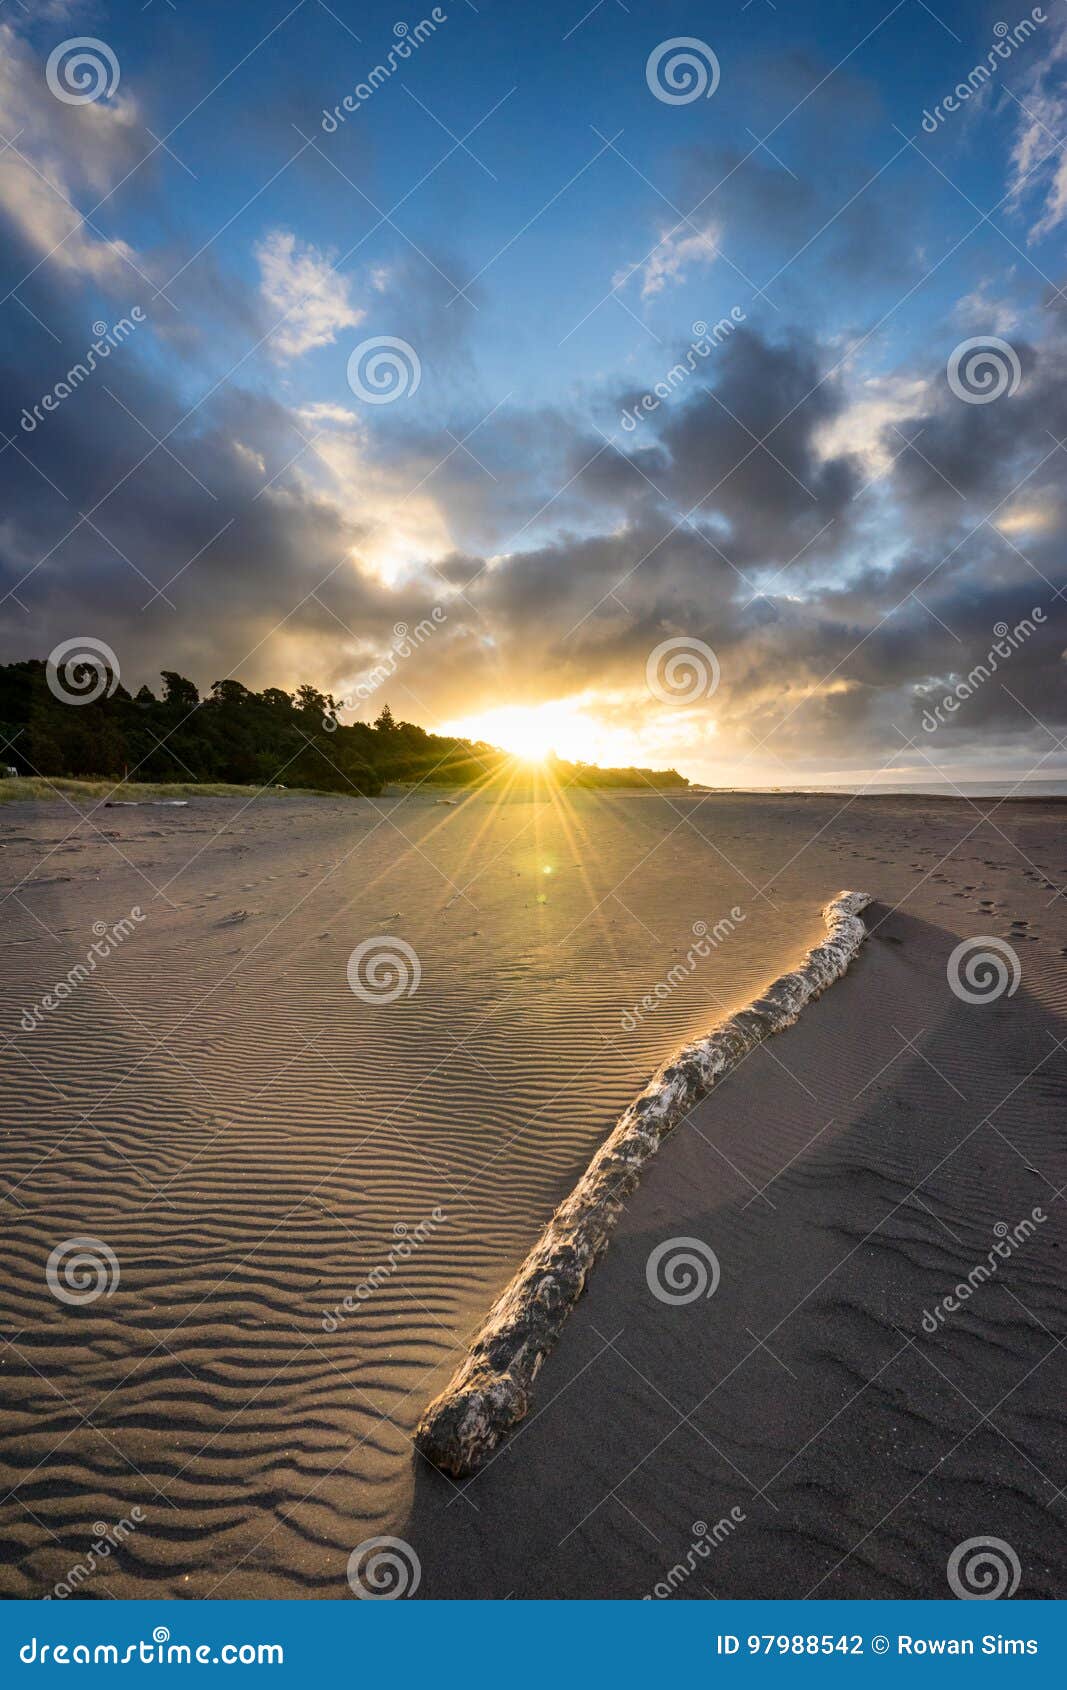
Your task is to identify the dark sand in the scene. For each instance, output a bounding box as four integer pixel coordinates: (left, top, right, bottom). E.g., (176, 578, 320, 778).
(1, 786, 1064, 1597)
(409, 895, 1066, 1598)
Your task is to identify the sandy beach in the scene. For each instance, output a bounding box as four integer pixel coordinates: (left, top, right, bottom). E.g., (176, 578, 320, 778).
(1, 785, 1064, 1599)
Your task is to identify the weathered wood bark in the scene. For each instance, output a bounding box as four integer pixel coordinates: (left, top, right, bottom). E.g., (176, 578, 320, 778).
(415, 891, 872, 1478)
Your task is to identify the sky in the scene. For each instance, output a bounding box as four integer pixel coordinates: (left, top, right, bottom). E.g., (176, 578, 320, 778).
(1, 0, 1066, 786)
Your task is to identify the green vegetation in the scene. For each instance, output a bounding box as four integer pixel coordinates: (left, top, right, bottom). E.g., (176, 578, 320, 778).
(0, 777, 344, 805)
(0, 661, 688, 797)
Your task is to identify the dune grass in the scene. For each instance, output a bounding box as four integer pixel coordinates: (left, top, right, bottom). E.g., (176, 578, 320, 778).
(0, 777, 345, 805)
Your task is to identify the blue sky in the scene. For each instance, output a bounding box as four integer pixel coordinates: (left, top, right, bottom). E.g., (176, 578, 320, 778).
(2, 0, 1066, 782)
(93, 0, 1047, 411)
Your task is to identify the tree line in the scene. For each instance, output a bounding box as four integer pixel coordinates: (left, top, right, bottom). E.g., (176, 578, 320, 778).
(0, 661, 688, 796)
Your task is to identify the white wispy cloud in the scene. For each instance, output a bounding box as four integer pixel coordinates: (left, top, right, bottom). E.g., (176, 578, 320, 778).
(816, 372, 930, 475)
(614, 221, 720, 301)
(297, 401, 359, 428)
(256, 229, 365, 359)
(1007, 14, 1067, 241)
(0, 21, 148, 290)
(955, 277, 1021, 335)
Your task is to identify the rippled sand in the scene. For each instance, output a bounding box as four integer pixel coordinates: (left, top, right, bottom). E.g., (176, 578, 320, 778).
(1, 785, 1064, 1597)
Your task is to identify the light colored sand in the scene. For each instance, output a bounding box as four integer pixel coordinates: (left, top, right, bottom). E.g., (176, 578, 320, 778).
(1, 785, 1064, 1597)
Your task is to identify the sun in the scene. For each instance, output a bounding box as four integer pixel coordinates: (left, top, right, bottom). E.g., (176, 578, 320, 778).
(450, 705, 557, 763)
(443, 696, 652, 770)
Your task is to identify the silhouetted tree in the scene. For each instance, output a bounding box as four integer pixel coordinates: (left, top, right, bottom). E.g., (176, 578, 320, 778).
(161, 671, 199, 709)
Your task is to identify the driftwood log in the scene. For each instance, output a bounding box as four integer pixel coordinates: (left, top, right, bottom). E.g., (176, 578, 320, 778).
(415, 890, 872, 1477)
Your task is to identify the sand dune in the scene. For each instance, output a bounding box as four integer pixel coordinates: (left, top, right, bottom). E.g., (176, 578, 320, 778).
(1, 785, 1064, 1597)
(406, 893, 1066, 1599)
